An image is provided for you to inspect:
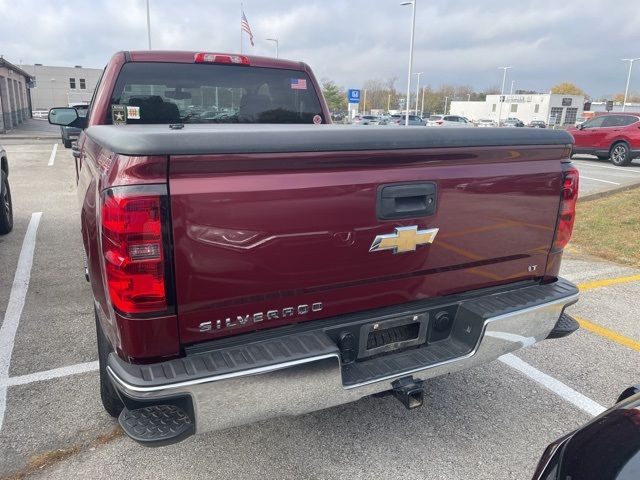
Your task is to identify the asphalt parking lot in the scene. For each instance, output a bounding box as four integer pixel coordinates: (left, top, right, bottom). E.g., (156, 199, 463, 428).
(0, 140, 639, 479)
(572, 154, 640, 197)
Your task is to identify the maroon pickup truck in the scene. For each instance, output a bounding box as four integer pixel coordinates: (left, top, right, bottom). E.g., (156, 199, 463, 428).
(49, 51, 580, 446)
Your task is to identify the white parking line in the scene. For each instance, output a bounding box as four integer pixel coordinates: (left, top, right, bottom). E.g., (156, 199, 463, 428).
(574, 161, 640, 175)
(0, 361, 98, 388)
(580, 176, 620, 185)
(499, 353, 606, 417)
(47, 143, 58, 166)
(0, 212, 42, 432)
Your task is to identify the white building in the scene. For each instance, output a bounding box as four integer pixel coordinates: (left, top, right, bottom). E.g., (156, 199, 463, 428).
(19, 64, 103, 110)
(450, 94, 585, 126)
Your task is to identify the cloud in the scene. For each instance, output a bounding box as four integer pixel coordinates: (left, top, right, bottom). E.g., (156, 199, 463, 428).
(0, 0, 638, 98)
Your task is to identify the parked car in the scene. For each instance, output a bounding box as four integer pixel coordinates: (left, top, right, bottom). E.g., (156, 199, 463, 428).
(60, 104, 89, 148)
(50, 50, 580, 447)
(392, 114, 426, 126)
(502, 117, 525, 127)
(528, 120, 547, 128)
(476, 119, 497, 127)
(532, 385, 640, 480)
(354, 115, 382, 125)
(0, 144, 13, 234)
(427, 115, 474, 127)
(568, 113, 640, 166)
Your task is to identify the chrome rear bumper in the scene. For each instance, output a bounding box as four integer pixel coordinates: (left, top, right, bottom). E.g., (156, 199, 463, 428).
(107, 280, 578, 435)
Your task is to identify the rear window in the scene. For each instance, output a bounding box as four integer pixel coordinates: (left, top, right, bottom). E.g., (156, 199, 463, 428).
(108, 62, 324, 124)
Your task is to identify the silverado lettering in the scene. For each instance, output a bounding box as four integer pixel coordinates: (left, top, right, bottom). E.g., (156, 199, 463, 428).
(199, 302, 324, 331)
(49, 50, 580, 446)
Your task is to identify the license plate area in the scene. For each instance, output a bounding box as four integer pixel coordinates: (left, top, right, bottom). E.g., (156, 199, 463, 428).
(357, 313, 428, 359)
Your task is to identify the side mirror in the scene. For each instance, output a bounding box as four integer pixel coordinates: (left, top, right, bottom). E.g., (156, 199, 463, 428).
(48, 107, 87, 128)
(577, 123, 584, 130)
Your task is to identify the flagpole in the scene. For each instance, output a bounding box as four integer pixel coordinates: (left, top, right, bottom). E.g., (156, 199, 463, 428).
(240, 3, 243, 54)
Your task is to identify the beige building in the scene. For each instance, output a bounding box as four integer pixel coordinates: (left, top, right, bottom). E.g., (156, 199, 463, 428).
(19, 64, 103, 110)
(0, 57, 32, 133)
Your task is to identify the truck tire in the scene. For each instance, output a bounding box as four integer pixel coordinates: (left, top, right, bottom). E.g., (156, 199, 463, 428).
(63, 138, 72, 149)
(610, 142, 632, 166)
(95, 309, 125, 418)
(0, 170, 13, 235)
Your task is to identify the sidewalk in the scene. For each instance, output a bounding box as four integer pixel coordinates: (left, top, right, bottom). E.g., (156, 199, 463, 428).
(1, 118, 59, 139)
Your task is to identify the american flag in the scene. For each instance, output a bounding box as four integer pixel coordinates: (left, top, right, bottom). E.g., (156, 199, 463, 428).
(241, 10, 254, 47)
(290, 78, 307, 90)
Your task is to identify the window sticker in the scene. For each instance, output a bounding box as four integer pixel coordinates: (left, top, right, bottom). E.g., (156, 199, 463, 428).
(126, 106, 140, 120)
(290, 78, 307, 90)
(111, 104, 126, 125)
(313, 114, 322, 124)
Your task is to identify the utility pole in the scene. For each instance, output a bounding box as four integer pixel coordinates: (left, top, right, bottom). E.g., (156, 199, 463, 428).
(146, 0, 152, 49)
(497, 66, 512, 125)
(401, 0, 416, 125)
(421, 87, 426, 117)
(266, 38, 279, 58)
(413, 72, 423, 116)
(622, 58, 640, 112)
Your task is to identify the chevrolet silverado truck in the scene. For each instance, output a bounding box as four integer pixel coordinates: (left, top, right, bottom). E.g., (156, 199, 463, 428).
(49, 51, 580, 446)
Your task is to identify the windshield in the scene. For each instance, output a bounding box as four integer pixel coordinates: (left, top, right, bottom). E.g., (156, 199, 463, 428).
(429, 115, 443, 121)
(108, 62, 324, 124)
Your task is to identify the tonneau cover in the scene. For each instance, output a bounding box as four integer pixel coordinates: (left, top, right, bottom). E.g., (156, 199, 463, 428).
(85, 124, 573, 156)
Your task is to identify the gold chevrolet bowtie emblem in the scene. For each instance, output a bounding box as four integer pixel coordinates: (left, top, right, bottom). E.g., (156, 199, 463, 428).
(369, 226, 439, 254)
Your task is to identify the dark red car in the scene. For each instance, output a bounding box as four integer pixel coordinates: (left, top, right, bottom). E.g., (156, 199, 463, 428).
(569, 113, 640, 166)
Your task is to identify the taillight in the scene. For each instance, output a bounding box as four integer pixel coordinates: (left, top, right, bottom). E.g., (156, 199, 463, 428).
(436, 120, 443, 125)
(553, 165, 579, 250)
(194, 53, 250, 65)
(101, 186, 172, 314)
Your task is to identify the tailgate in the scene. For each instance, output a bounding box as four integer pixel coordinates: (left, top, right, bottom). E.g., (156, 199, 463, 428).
(169, 143, 567, 345)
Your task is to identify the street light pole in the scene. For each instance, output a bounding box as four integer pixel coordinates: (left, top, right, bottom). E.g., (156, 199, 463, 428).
(266, 38, 279, 58)
(363, 89, 367, 114)
(413, 72, 423, 116)
(401, 0, 416, 126)
(510, 79, 515, 94)
(444, 96, 449, 114)
(421, 87, 426, 117)
(497, 66, 512, 125)
(387, 93, 391, 112)
(622, 58, 640, 112)
(50, 78, 55, 108)
(146, 0, 152, 49)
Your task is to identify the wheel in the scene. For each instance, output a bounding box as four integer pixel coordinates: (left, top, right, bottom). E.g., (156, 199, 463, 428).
(95, 309, 125, 417)
(610, 142, 632, 166)
(63, 138, 72, 149)
(0, 170, 13, 235)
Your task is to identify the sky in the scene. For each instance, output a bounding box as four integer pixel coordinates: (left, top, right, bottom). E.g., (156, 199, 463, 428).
(0, 0, 638, 99)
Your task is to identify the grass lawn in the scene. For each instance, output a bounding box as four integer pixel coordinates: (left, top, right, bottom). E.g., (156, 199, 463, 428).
(568, 187, 640, 267)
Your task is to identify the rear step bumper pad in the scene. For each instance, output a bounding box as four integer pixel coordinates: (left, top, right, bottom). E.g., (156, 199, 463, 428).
(107, 278, 578, 439)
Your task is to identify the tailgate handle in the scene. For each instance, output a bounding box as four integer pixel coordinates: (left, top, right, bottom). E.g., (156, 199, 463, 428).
(377, 182, 437, 220)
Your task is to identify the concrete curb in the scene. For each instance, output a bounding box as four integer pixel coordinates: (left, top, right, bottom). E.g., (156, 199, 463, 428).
(579, 181, 640, 203)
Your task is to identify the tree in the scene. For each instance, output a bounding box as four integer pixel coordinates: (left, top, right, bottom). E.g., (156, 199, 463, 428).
(361, 77, 398, 113)
(613, 92, 640, 103)
(550, 82, 588, 97)
(321, 79, 347, 112)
